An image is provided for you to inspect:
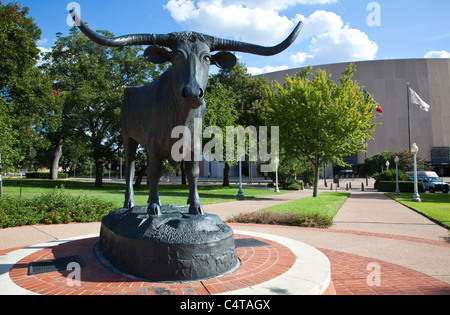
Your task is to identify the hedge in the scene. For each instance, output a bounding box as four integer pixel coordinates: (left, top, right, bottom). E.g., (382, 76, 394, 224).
(26, 172, 69, 179)
(285, 183, 304, 190)
(377, 181, 425, 193)
(0, 186, 114, 228)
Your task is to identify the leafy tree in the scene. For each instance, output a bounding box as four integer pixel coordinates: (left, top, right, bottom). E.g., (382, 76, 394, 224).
(204, 77, 238, 186)
(214, 61, 271, 127)
(41, 27, 166, 185)
(207, 61, 271, 185)
(262, 151, 316, 188)
(0, 1, 55, 172)
(265, 64, 380, 197)
(360, 150, 429, 176)
(0, 2, 41, 89)
(372, 169, 409, 182)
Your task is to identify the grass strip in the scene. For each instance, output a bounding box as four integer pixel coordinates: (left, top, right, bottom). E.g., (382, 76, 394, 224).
(386, 193, 450, 229)
(228, 192, 350, 229)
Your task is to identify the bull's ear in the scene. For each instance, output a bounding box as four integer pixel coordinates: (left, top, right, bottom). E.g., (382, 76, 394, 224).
(144, 46, 171, 64)
(211, 51, 237, 69)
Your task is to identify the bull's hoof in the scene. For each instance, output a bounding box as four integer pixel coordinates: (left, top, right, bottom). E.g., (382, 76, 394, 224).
(147, 202, 162, 215)
(189, 202, 204, 215)
(124, 200, 135, 209)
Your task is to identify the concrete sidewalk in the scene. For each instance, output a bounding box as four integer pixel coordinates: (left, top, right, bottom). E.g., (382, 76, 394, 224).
(331, 191, 449, 242)
(230, 190, 450, 285)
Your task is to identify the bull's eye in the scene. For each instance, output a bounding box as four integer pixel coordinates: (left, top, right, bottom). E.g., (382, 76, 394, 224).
(172, 52, 183, 61)
(204, 55, 211, 64)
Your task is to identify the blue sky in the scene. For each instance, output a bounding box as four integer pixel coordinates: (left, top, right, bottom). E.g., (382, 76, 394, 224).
(17, 0, 450, 75)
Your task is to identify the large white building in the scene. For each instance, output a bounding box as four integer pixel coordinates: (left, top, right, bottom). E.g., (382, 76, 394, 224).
(202, 58, 450, 178)
(258, 58, 450, 176)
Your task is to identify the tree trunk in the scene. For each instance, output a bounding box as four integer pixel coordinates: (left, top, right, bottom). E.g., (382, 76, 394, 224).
(134, 166, 146, 188)
(223, 163, 230, 186)
(180, 161, 187, 185)
(313, 155, 320, 197)
(50, 138, 64, 180)
(95, 159, 104, 187)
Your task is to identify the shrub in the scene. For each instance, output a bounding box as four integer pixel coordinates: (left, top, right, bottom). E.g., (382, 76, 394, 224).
(0, 186, 114, 228)
(25, 172, 68, 179)
(227, 211, 333, 228)
(361, 151, 430, 176)
(282, 179, 304, 190)
(285, 183, 303, 190)
(373, 170, 409, 189)
(377, 181, 425, 193)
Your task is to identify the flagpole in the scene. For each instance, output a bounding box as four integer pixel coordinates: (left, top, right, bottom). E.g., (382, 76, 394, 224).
(407, 82, 411, 152)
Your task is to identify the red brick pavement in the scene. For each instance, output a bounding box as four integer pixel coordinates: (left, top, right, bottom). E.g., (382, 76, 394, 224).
(321, 249, 450, 295)
(3, 228, 450, 295)
(8, 234, 296, 295)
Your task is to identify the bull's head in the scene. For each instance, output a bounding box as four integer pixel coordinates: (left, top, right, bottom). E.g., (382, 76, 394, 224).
(70, 11, 302, 108)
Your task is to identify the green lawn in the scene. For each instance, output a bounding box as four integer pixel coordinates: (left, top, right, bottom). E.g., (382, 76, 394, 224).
(1, 179, 285, 209)
(261, 191, 350, 217)
(386, 193, 450, 229)
(228, 192, 350, 228)
(0, 179, 290, 228)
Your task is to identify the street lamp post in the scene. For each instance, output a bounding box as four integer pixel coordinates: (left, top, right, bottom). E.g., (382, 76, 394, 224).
(394, 156, 400, 195)
(274, 157, 280, 193)
(237, 158, 244, 197)
(411, 143, 421, 202)
(385, 161, 390, 170)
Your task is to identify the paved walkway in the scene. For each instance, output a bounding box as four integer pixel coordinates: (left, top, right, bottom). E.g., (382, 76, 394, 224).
(1, 187, 449, 295)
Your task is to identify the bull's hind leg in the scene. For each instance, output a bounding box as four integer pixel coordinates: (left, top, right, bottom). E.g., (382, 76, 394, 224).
(185, 160, 204, 215)
(123, 137, 139, 209)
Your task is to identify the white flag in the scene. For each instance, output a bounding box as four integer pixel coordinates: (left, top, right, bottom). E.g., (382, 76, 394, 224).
(409, 88, 430, 112)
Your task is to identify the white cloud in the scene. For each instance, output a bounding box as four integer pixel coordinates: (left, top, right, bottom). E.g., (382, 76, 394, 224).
(292, 11, 378, 66)
(221, 0, 337, 11)
(165, 0, 198, 22)
(247, 65, 289, 75)
(164, 1, 378, 71)
(290, 52, 314, 65)
(164, 0, 297, 45)
(36, 46, 51, 67)
(37, 38, 48, 46)
(308, 25, 378, 65)
(424, 50, 450, 58)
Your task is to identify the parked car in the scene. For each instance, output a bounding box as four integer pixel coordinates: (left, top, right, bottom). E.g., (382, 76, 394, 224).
(405, 171, 449, 193)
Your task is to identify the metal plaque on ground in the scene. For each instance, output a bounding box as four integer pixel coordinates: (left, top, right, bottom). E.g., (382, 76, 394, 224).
(28, 255, 85, 276)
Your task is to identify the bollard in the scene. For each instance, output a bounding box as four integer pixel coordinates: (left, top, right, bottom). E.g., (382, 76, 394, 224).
(330, 182, 333, 191)
(346, 183, 349, 191)
(349, 182, 352, 189)
(361, 182, 365, 191)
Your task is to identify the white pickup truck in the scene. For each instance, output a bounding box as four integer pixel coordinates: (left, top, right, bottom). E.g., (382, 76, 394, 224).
(406, 171, 449, 193)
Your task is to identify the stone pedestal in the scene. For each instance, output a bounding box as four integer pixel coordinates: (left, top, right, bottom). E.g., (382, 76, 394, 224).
(99, 205, 239, 282)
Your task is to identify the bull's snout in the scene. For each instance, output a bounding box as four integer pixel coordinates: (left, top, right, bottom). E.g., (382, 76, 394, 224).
(182, 86, 205, 108)
(182, 87, 204, 99)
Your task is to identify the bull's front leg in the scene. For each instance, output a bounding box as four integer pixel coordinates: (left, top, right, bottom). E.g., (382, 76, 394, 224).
(185, 160, 204, 215)
(147, 154, 163, 216)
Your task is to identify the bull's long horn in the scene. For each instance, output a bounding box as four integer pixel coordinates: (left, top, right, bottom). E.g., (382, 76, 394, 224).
(209, 21, 303, 56)
(70, 10, 171, 47)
